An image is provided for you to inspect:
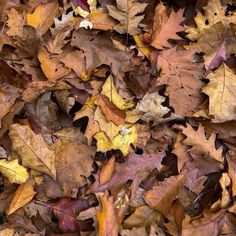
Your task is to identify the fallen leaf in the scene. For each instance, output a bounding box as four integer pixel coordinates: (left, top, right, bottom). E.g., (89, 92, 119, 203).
(0, 228, 14, 236)
(107, 0, 147, 35)
(9, 123, 56, 179)
(203, 63, 236, 122)
(96, 194, 119, 236)
(0, 159, 29, 184)
(228, 157, 236, 196)
(50, 198, 90, 232)
(27, 1, 59, 35)
(136, 92, 169, 122)
(143, 175, 183, 215)
(7, 179, 36, 215)
(152, 4, 185, 49)
(100, 156, 116, 185)
(90, 152, 164, 192)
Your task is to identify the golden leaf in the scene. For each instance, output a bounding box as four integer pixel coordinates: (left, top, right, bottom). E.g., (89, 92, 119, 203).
(0, 159, 29, 184)
(7, 179, 36, 215)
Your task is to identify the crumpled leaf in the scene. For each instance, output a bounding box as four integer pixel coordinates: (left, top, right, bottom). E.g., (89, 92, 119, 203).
(96, 194, 119, 236)
(136, 91, 169, 122)
(203, 63, 236, 122)
(107, 0, 147, 35)
(179, 123, 224, 162)
(0, 159, 29, 184)
(7, 179, 36, 215)
(90, 152, 164, 192)
(27, 1, 59, 35)
(152, 4, 185, 49)
(9, 123, 56, 179)
(50, 198, 90, 232)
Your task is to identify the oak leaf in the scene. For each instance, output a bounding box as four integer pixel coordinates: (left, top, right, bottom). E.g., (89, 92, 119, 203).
(143, 175, 183, 215)
(0, 159, 29, 184)
(96, 194, 119, 236)
(136, 92, 169, 122)
(50, 198, 90, 232)
(27, 1, 59, 36)
(156, 47, 204, 116)
(203, 63, 236, 122)
(100, 156, 116, 185)
(9, 123, 56, 179)
(179, 123, 223, 162)
(90, 152, 164, 192)
(107, 0, 147, 35)
(71, 29, 133, 78)
(7, 179, 36, 215)
(152, 4, 185, 49)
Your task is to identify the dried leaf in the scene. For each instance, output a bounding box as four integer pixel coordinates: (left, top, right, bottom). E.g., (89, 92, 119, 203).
(7, 179, 36, 215)
(9, 124, 56, 179)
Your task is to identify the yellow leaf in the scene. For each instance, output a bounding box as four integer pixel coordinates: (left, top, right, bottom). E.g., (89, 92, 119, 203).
(38, 49, 71, 81)
(0, 228, 14, 236)
(9, 124, 56, 179)
(7, 179, 36, 215)
(133, 35, 150, 59)
(27, 1, 59, 35)
(88, 11, 115, 30)
(95, 125, 137, 155)
(0, 159, 29, 184)
(96, 193, 119, 236)
(101, 75, 133, 110)
(203, 63, 236, 122)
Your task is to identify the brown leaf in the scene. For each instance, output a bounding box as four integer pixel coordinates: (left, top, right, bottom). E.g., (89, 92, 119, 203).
(179, 123, 224, 162)
(71, 29, 133, 78)
(55, 141, 95, 197)
(155, 47, 204, 116)
(96, 194, 119, 236)
(227, 157, 236, 196)
(7, 179, 36, 215)
(90, 152, 164, 192)
(143, 175, 184, 215)
(9, 123, 57, 178)
(100, 156, 116, 185)
(152, 4, 185, 49)
(96, 94, 126, 125)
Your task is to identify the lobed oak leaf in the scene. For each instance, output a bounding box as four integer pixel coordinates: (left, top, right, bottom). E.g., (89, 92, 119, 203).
(152, 4, 185, 49)
(96, 94, 126, 125)
(143, 175, 184, 215)
(155, 47, 204, 116)
(7, 179, 36, 215)
(50, 198, 90, 232)
(0, 159, 29, 184)
(26, 1, 59, 36)
(96, 194, 119, 236)
(94, 125, 137, 155)
(203, 63, 236, 122)
(9, 123, 57, 179)
(71, 29, 134, 79)
(55, 141, 95, 197)
(136, 91, 169, 122)
(107, 0, 147, 35)
(179, 123, 224, 162)
(90, 152, 164, 192)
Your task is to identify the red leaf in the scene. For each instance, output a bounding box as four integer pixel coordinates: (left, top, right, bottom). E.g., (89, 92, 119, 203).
(71, 0, 90, 12)
(50, 198, 90, 232)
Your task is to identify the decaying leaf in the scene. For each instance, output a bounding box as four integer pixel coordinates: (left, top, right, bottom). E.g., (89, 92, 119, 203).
(9, 124, 56, 179)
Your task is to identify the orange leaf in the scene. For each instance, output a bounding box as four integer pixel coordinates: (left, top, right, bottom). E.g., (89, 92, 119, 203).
(96, 94, 126, 125)
(100, 156, 116, 185)
(7, 179, 36, 215)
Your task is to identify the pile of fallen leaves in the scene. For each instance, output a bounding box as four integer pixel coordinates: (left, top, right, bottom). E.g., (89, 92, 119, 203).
(1, 0, 236, 235)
